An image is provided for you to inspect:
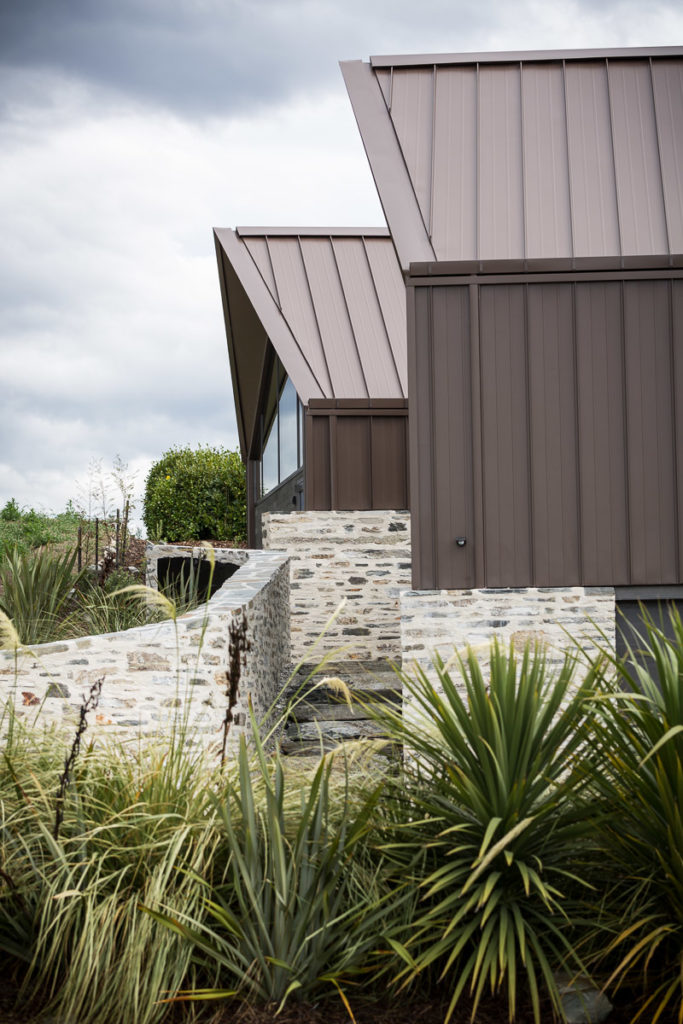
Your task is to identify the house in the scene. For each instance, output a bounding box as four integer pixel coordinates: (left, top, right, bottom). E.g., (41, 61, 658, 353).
(342, 46, 683, 662)
(216, 47, 683, 666)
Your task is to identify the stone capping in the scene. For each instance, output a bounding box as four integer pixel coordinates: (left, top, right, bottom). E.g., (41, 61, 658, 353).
(0, 548, 291, 754)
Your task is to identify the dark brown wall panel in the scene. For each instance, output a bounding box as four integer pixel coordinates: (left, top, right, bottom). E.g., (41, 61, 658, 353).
(673, 281, 683, 581)
(410, 286, 437, 587)
(479, 285, 533, 587)
(527, 283, 581, 584)
(409, 268, 683, 591)
(623, 281, 677, 583)
(371, 416, 409, 509)
(305, 402, 409, 514)
(574, 282, 630, 583)
(335, 417, 372, 509)
(306, 415, 331, 510)
(430, 287, 475, 587)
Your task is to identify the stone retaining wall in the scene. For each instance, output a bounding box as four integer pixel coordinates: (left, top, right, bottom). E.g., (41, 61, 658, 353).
(0, 549, 290, 754)
(262, 511, 411, 662)
(401, 586, 615, 676)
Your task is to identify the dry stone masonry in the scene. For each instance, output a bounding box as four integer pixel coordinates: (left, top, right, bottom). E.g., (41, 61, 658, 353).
(401, 586, 615, 674)
(262, 510, 411, 662)
(0, 548, 290, 754)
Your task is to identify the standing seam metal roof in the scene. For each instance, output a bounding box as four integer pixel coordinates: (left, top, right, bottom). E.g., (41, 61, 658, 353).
(341, 48, 683, 270)
(214, 227, 407, 453)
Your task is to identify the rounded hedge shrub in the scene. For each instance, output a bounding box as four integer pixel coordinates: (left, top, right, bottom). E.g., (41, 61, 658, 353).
(143, 446, 246, 543)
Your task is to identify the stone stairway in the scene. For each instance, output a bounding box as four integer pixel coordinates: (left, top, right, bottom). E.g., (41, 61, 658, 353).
(278, 660, 402, 756)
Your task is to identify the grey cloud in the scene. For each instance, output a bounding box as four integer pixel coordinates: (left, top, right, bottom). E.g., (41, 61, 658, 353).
(0, 0, 641, 117)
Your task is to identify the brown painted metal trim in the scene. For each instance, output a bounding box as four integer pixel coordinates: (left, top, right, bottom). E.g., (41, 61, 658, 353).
(214, 235, 247, 459)
(246, 459, 258, 549)
(341, 60, 436, 272)
(469, 282, 485, 586)
(214, 228, 326, 403)
(407, 268, 683, 288)
(236, 226, 390, 237)
(408, 254, 683, 277)
(329, 414, 338, 508)
(307, 398, 408, 411)
(370, 47, 683, 69)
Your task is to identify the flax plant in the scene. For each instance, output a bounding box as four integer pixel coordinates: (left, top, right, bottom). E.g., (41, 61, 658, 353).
(368, 641, 603, 1024)
(585, 609, 683, 1023)
(0, 545, 86, 646)
(149, 724, 391, 1013)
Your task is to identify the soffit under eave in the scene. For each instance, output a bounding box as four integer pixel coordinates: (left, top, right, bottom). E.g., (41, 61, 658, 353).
(215, 237, 269, 459)
(340, 60, 435, 274)
(214, 229, 326, 413)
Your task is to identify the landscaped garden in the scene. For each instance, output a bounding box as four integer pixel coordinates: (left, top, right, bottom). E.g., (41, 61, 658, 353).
(1, 454, 682, 1023)
(0, 594, 682, 1022)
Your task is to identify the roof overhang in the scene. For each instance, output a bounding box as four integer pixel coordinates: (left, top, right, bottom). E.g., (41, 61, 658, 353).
(342, 47, 683, 270)
(214, 226, 407, 458)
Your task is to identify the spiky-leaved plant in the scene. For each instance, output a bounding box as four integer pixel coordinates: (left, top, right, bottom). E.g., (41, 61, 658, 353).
(0, 545, 86, 645)
(369, 641, 604, 1024)
(147, 726, 391, 1013)
(586, 608, 683, 1024)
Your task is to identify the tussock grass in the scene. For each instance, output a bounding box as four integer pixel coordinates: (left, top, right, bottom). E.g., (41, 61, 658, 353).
(1, 608, 682, 1024)
(0, 714, 227, 1024)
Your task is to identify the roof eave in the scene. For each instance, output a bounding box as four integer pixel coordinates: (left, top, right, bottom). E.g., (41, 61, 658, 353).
(340, 60, 435, 273)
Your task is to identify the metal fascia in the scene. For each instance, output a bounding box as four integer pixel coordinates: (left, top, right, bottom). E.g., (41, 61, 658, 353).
(370, 47, 683, 69)
(214, 232, 247, 459)
(214, 228, 326, 405)
(341, 60, 435, 272)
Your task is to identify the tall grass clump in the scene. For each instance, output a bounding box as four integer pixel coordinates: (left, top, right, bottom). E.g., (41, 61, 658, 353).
(0, 545, 86, 645)
(0, 714, 227, 1024)
(585, 609, 683, 1023)
(369, 642, 604, 1023)
(0, 550, 209, 649)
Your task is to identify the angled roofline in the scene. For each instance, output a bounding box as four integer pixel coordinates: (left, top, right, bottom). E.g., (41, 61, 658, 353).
(369, 46, 683, 68)
(214, 227, 327, 401)
(236, 226, 390, 237)
(340, 60, 435, 272)
(342, 47, 683, 270)
(215, 226, 408, 459)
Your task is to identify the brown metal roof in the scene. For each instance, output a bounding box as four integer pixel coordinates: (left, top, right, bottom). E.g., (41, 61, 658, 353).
(341, 48, 683, 270)
(214, 227, 406, 457)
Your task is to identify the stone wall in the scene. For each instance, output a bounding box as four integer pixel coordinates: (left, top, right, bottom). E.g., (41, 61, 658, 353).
(262, 511, 411, 662)
(0, 549, 290, 754)
(401, 586, 615, 676)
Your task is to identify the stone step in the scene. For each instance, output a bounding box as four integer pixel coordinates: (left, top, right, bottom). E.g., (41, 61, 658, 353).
(280, 719, 396, 756)
(279, 660, 402, 756)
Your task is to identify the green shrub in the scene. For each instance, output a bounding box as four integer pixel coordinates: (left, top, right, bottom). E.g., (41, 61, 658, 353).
(0, 718, 225, 1024)
(143, 446, 246, 543)
(0, 498, 21, 522)
(0, 504, 81, 558)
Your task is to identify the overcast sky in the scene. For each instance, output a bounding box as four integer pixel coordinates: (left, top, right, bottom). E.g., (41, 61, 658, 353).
(1, 0, 682, 526)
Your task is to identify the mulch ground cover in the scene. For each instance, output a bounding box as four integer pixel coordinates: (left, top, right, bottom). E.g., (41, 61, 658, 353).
(0, 975, 674, 1024)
